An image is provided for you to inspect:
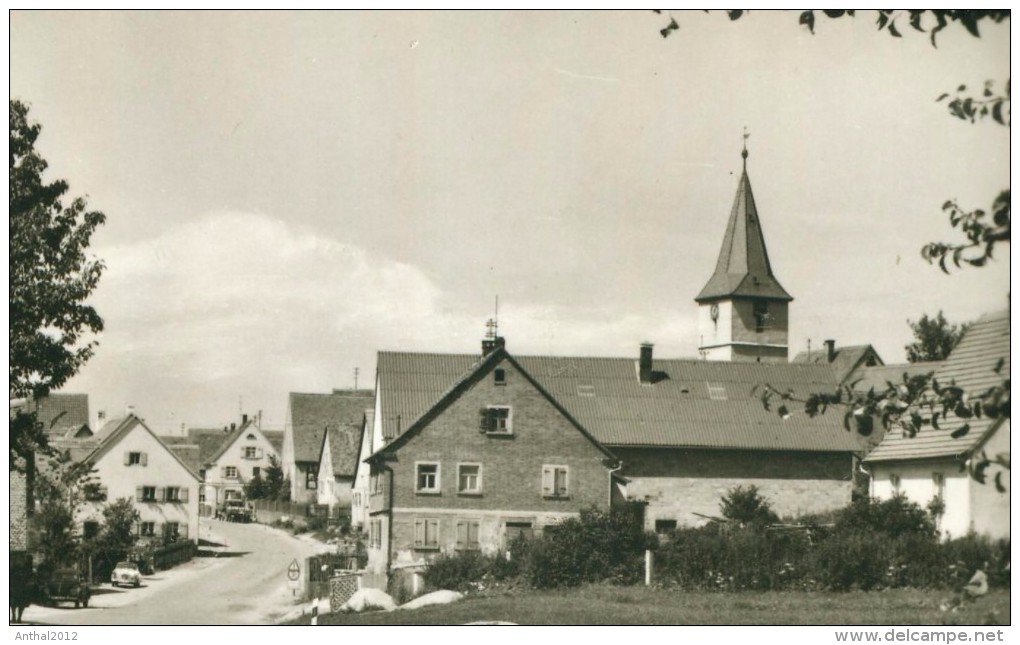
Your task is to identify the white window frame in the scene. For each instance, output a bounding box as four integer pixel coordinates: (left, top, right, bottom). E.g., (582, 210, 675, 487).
(243, 446, 258, 460)
(164, 486, 181, 503)
(484, 406, 513, 435)
(457, 463, 482, 495)
(140, 485, 158, 502)
(224, 466, 239, 479)
(415, 462, 441, 494)
(140, 521, 156, 537)
(542, 465, 570, 499)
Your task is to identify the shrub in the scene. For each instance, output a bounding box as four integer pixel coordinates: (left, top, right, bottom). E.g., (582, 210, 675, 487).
(719, 485, 779, 527)
(422, 550, 492, 592)
(834, 496, 936, 540)
(522, 505, 654, 588)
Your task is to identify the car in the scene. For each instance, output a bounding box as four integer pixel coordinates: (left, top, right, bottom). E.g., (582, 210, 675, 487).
(111, 561, 142, 588)
(41, 569, 90, 608)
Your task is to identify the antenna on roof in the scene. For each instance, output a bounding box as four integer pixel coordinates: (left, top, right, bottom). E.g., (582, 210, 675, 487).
(354, 367, 360, 390)
(485, 295, 499, 340)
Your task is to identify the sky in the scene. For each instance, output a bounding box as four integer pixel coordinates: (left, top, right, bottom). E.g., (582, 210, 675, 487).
(9, 10, 1011, 435)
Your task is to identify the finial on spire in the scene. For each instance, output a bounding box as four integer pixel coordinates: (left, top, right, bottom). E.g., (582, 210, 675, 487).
(741, 127, 750, 167)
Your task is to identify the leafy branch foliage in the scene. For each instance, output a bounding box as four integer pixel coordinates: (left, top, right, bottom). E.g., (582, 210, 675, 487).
(10, 99, 106, 468)
(656, 10, 1010, 47)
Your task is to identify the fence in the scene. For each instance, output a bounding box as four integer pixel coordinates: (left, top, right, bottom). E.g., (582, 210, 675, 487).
(306, 550, 365, 599)
(151, 540, 197, 571)
(252, 500, 331, 525)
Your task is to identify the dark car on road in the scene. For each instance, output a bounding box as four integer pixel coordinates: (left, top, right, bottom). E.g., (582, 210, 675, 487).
(41, 569, 91, 608)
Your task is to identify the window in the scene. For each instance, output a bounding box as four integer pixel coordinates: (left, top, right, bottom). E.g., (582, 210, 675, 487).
(223, 466, 238, 479)
(753, 300, 769, 333)
(707, 383, 727, 401)
(125, 451, 147, 466)
(655, 519, 678, 534)
(416, 463, 440, 494)
(458, 464, 482, 495)
(199, 488, 206, 503)
(138, 486, 157, 502)
(413, 518, 440, 550)
(481, 406, 512, 435)
(305, 468, 317, 490)
(253, 466, 261, 479)
(933, 472, 945, 499)
(370, 470, 381, 495)
(163, 487, 187, 503)
(140, 521, 156, 537)
(243, 446, 261, 460)
(246, 433, 255, 440)
(542, 465, 569, 498)
(369, 519, 382, 549)
(456, 520, 480, 550)
(494, 368, 507, 386)
(504, 521, 534, 543)
(83, 521, 100, 539)
(890, 474, 901, 492)
(83, 483, 108, 502)
(164, 522, 181, 540)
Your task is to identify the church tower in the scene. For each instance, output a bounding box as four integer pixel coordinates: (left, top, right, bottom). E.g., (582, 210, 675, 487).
(695, 145, 792, 362)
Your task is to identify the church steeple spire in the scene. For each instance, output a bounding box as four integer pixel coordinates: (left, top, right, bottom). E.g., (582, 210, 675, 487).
(695, 143, 792, 304)
(695, 144, 792, 363)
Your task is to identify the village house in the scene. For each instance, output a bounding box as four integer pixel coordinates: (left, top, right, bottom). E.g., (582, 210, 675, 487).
(282, 389, 374, 504)
(53, 414, 202, 545)
(358, 152, 861, 562)
(315, 420, 363, 522)
(199, 416, 283, 513)
(364, 342, 621, 578)
(864, 310, 1009, 539)
(351, 410, 375, 531)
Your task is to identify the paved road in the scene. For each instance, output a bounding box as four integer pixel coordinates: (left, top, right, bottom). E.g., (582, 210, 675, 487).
(21, 519, 330, 625)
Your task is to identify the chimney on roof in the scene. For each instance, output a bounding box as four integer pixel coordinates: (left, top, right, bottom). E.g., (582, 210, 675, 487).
(230, 422, 236, 431)
(824, 339, 836, 363)
(98, 410, 106, 423)
(639, 343, 654, 384)
(126, 405, 135, 417)
(242, 413, 248, 425)
(482, 336, 506, 356)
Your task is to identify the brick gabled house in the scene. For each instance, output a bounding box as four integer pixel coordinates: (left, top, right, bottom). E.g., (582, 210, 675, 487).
(364, 341, 620, 577)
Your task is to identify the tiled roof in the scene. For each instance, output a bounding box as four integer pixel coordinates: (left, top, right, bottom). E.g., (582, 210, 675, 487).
(324, 423, 363, 478)
(289, 390, 374, 464)
(172, 427, 235, 466)
(167, 444, 203, 475)
(865, 310, 1009, 463)
(853, 362, 942, 393)
(377, 350, 860, 453)
(695, 168, 793, 303)
(60, 415, 201, 482)
(206, 420, 260, 464)
(263, 431, 284, 457)
(791, 344, 883, 384)
(22, 393, 90, 436)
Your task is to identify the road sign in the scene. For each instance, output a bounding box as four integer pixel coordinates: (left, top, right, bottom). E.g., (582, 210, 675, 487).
(287, 559, 301, 581)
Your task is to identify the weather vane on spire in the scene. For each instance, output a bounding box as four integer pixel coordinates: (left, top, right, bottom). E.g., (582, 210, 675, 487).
(742, 127, 750, 165)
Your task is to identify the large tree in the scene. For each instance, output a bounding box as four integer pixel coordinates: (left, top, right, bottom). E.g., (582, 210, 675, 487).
(10, 100, 106, 468)
(905, 311, 970, 363)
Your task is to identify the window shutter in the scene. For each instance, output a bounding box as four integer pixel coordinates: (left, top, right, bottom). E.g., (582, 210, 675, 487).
(428, 519, 438, 546)
(479, 408, 491, 432)
(136, 486, 144, 502)
(469, 521, 479, 547)
(257, 448, 263, 459)
(157, 487, 166, 503)
(456, 521, 465, 549)
(180, 487, 189, 503)
(558, 468, 569, 496)
(414, 519, 424, 547)
(221, 467, 228, 479)
(141, 452, 148, 466)
(124, 452, 132, 466)
(541, 466, 553, 496)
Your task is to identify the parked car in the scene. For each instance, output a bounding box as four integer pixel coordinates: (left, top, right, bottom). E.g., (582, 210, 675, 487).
(41, 569, 90, 608)
(111, 561, 142, 588)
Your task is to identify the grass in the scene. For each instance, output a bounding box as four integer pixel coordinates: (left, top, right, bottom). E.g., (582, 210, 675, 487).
(285, 586, 1010, 626)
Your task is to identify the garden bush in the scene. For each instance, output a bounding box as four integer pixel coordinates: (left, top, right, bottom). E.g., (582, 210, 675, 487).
(422, 550, 494, 592)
